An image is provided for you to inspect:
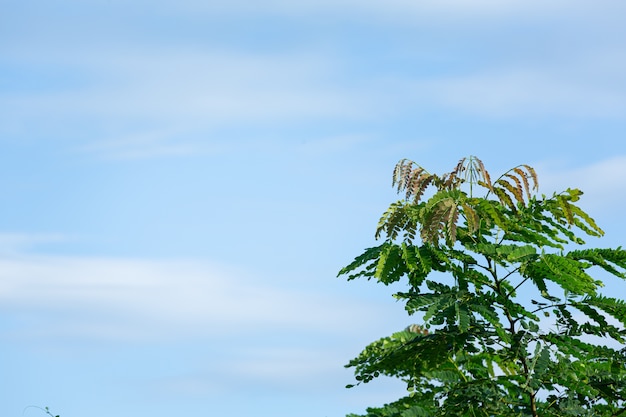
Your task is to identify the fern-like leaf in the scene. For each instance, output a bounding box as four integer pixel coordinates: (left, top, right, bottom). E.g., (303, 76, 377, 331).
(474, 157, 492, 189)
(376, 201, 417, 241)
(460, 202, 480, 235)
(420, 193, 458, 245)
(338, 244, 386, 280)
(392, 159, 440, 204)
(446, 203, 459, 246)
(569, 203, 604, 237)
(475, 199, 508, 230)
(411, 173, 436, 204)
(503, 173, 526, 204)
(375, 243, 407, 284)
(521, 164, 539, 192)
(495, 178, 524, 208)
(513, 167, 532, 197)
(441, 157, 466, 189)
(567, 248, 626, 278)
(404, 166, 426, 199)
(393, 158, 414, 193)
(531, 254, 599, 295)
(455, 303, 471, 332)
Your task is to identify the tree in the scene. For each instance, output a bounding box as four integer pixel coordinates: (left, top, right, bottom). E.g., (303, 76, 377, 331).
(339, 156, 626, 417)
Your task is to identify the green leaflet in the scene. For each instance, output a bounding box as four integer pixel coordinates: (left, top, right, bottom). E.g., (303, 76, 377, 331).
(338, 244, 386, 280)
(404, 292, 440, 315)
(584, 294, 626, 328)
(567, 247, 626, 278)
(526, 344, 551, 390)
(401, 243, 430, 287)
(526, 254, 598, 295)
(473, 242, 537, 264)
(423, 292, 457, 323)
(455, 303, 471, 332)
(419, 190, 463, 245)
(544, 189, 604, 238)
(400, 406, 430, 417)
(375, 243, 407, 284)
(376, 200, 418, 241)
(475, 199, 508, 230)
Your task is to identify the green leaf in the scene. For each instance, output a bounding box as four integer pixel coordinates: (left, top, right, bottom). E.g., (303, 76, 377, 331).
(375, 243, 407, 284)
(527, 254, 598, 295)
(455, 302, 471, 332)
(338, 244, 386, 280)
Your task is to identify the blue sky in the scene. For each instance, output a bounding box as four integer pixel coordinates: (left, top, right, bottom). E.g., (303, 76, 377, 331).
(2, 1, 626, 416)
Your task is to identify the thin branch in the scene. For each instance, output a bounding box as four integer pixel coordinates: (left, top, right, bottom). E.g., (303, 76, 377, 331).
(529, 303, 569, 316)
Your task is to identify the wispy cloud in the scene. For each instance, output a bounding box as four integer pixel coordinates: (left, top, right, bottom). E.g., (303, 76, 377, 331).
(0, 233, 68, 255)
(410, 57, 626, 119)
(3, 1, 625, 163)
(78, 129, 204, 160)
(0, 253, 392, 343)
(0, 47, 375, 160)
(53, 0, 624, 22)
(226, 346, 338, 382)
(535, 155, 626, 222)
(0, 47, 367, 126)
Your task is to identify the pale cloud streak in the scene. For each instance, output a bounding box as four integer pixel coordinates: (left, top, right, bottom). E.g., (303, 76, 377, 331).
(0, 253, 389, 343)
(0, 233, 68, 255)
(410, 56, 626, 119)
(64, 0, 625, 22)
(534, 155, 626, 226)
(0, 47, 374, 161)
(226, 346, 338, 382)
(1, 47, 366, 126)
(78, 129, 204, 160)
(6, 44, 623, 163)
(3, 2, 625, 164)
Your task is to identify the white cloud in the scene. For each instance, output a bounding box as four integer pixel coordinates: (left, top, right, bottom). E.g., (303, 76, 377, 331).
(536, 155, 626, 213)
(295, 134, 373, 156)
(531, 155, 626, 250)
(411, 63, 626, 119)
(0, 233, 68, 255)
(66, 0, 625, 22)
(0, 253, 391, 342)
(0, 47, 376, 161)
(323, 0, 621, 22)
(0, 47, 366, 127)
(78, 129, 204, 160)
(227, 347, 338, 382)
(4, 1, 625, 162)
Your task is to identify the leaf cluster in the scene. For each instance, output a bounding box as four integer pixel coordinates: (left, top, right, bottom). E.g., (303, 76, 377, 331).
(340, 156, 626, 417)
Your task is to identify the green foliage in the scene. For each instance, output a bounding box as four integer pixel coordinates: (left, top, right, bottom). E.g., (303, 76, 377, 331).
(339, 156, 626, 417)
